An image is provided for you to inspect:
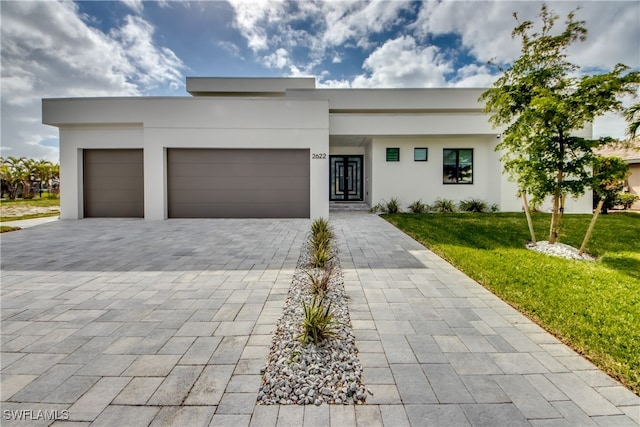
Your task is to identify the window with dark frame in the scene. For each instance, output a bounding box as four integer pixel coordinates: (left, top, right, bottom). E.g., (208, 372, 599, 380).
(443, 149, 473, 184)
(414, 147, 428, 161)
(386, 147, 400, 162)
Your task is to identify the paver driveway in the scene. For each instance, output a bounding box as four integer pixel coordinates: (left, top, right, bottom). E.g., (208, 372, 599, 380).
(1, 213, 638, 426)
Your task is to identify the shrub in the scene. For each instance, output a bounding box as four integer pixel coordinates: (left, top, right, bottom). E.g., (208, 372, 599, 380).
(385, 198, 401, 213)
(370, 199, 401, 214)
(408, 199, 428, 213)
(432, 198, 457, 213)
(310, 230, 332, 252)
(311, 245, 333, 268)
(459, 198, 488, 212)
(311, 217, 331, 236)
(370, 202, 385, 214)
(304, 265, 334, 296)
(616, 193, 639, 210)
(298, 296, 337, 345)
(490, 203, 500, 212)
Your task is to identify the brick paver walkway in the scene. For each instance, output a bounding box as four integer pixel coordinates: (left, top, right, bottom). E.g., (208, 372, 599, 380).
(1, 213, 638, 426)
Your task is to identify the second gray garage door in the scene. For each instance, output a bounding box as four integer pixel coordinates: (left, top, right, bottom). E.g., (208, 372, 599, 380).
(168, 149, 310, 218)
(83, 149, 144, 218)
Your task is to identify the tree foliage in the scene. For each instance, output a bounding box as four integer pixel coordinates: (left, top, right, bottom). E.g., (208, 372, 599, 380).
(625, 103, 640, 139)
(592, 156, 630, 214)
(0, 157, 60, 200)
(480, 4, 639, 243)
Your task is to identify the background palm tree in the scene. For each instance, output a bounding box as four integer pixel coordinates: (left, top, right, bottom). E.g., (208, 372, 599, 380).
(33, 159, 54, 196)
(626, 103, 640, 140)
(1, 157, 21, 199)
(0, 157, 59, 199)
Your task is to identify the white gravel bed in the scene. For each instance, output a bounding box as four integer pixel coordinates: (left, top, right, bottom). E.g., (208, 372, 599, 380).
(526, 241, 595, 261)
(258, 243, 368, 405)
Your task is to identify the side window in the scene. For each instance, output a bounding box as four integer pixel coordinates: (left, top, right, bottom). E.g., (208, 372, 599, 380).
(443, 149, 473, 184)
(386, 148, 400, 162)
(414, 148, 428, 161)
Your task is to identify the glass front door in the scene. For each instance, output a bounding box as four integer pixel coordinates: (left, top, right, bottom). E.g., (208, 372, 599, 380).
(330, 155, 363, 201)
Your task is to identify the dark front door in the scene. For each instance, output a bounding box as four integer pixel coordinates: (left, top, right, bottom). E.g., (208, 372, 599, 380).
(330, 155, 363, 201)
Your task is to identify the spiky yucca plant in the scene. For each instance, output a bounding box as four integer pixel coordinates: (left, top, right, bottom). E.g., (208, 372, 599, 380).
(311, 245, 333, 268)
(311, 217, 331, 237)
(304, 265, 334, 296)
(408, 199, 428, 213)
(432, 198, 457, 213)
(298, 296, 337, 345)
(458, 198, 488, 212)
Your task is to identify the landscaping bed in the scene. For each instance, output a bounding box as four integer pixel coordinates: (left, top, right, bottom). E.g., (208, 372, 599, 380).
(258, 220, 367, 405)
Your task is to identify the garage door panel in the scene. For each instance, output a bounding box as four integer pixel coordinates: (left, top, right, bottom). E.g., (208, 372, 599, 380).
(170, 189, 310, 204)
(87, 175, 144, 190)
(170, 162, 310, 178)
(85, 189, 145, 203)
(168, 148, 310, 218)
(84, 149, 144, 218)
(170, 149, 307, 165)
(87, 202, 144, 218)
(85, 150, 143, 164)
(168, 176, 309, 191)
(86, 163, 143, 178)
(170, 202, 309, 219)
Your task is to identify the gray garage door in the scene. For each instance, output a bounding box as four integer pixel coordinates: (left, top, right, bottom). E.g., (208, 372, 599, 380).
(83, 149, 144, 218)
(168, 149, 310, 218)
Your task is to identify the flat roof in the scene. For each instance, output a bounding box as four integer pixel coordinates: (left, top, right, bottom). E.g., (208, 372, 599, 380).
(186, 77, 316, 96)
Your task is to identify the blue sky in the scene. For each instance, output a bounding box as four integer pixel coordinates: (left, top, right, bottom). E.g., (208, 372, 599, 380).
(1, 0, 639, 162)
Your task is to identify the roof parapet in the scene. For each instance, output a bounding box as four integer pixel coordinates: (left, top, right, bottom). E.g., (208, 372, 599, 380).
(186, 77, 316, 96)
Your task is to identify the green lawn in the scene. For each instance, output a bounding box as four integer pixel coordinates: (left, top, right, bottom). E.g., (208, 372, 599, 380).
(0, 195, 60, 221)
(385, 212, 640, 395)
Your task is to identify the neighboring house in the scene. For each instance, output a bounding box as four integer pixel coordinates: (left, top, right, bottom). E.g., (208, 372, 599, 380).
(42, 77, 593, 220)
(596, 140, 640, 210)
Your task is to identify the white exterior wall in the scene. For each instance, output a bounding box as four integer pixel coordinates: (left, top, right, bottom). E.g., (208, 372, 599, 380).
(58, 126, 143, 219)
(45, 81, 594, 218)
(47, 98, 330, 220)
(330, 113, 494, 136)
(370, 136, 502, 209)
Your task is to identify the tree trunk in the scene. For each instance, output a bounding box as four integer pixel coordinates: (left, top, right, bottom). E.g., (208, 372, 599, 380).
(557, 193, 566, 240)
(548, 166, 564, 243)
(579, 199, 604, 256)
(522, 190, 536, 244)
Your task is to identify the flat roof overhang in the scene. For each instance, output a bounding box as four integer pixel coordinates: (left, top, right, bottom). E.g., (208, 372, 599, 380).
(186, 77, 316, 96)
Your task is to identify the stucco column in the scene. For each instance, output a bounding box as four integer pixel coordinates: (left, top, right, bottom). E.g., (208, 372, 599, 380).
(58, 131, 82, 219)
(143, 134, 166, 220)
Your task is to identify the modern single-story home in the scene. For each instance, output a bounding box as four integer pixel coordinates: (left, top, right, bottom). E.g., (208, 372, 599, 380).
(42, 77, 592, 220)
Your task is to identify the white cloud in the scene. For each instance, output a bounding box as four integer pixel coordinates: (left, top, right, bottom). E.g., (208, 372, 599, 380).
(320, 1, 410, 48)
(218, 40, 244, 59)
(0, 1, 185, 162)
(413, 1, 639, 70)
(227, 0, 285, 52)
(227, 0, 414, 73)
(264, 48, 290, 69)
(120, 0, 144, 14)
(351, 36, 452, 88)
(317, 78, 353, 88)
(452, 64, 498, 88)
(111, 15, 185, 90)
(568, 2, 640, 70)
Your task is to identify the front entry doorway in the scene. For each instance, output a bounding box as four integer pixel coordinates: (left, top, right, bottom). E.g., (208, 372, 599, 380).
(330, 155, 364, 201)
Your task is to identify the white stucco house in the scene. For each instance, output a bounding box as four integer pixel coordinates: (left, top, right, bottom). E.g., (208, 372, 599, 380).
(42, 77, 592, 220)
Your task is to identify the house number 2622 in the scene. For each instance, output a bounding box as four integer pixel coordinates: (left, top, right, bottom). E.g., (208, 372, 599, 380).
(312, 153, 327, 159)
